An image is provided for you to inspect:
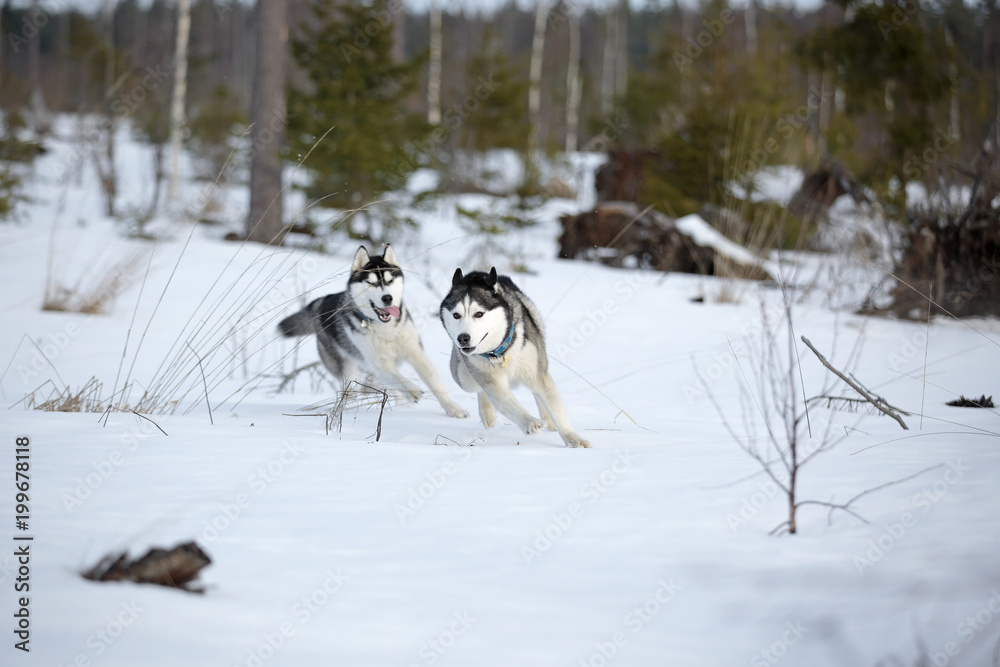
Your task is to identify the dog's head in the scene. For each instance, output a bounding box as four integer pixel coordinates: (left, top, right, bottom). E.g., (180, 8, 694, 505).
(439, 267, 512, 356)
(348, 245, 404, 323)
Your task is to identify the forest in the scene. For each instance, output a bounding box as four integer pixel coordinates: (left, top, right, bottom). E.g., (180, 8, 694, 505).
(2, 0, 999, 316)
(2, 0, 997, 197)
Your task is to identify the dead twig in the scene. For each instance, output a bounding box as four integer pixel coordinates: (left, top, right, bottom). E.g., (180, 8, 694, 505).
(800, 336, 909, 430)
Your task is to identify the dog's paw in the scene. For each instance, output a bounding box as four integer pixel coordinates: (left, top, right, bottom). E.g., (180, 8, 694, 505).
(445, 403, 469, 419)
(564, 434, 591, 448)
(522, 419, 545, 435)
(405, 388, 423, 403)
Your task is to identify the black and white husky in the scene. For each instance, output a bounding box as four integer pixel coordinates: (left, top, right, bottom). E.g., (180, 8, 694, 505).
(439, 268, 590, 448)
(279, 246, 468, 418)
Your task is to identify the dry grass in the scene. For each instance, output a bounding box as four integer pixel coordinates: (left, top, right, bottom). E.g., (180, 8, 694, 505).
(42, 250, 148, 314)
(289, 381, 390, 438)
(22, 376, 108, 412)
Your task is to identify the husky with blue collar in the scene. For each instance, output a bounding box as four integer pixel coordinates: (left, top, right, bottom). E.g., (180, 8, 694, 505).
(279, 245, 468, 419)
(440, 267, 590, 448)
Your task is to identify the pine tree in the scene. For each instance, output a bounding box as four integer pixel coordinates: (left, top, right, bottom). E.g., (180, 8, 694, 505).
(456, 27, 530, 154)
(798, 0, 954, 202)
(287, 0, 426, 213)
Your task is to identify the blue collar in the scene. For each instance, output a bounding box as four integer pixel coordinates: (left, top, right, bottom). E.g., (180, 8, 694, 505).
(481, 324, 514, 359)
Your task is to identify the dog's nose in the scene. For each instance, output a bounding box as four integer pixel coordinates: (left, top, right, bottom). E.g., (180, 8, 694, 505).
(381, 294, 393, 306)
(457, 333, 471, 346)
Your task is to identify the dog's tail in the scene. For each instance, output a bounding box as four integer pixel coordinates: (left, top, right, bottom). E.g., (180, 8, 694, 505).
(278, 304, 317, 338)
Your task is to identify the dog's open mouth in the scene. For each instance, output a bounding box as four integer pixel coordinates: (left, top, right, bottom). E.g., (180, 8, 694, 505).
(370, 302, 400, 322)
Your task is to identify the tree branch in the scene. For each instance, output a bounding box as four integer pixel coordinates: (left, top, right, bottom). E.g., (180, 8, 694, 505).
(800, 336, 909, 430)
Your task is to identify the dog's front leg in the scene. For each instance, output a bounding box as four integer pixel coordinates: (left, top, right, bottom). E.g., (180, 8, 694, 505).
(478, 377, 545, 435)
(531, 374, 591, 448)
(405, 346, 469, 418)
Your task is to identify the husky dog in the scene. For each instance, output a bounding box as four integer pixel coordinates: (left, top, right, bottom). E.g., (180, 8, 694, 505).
(440, 268, 590, 448)
(279, 245, 468, 418)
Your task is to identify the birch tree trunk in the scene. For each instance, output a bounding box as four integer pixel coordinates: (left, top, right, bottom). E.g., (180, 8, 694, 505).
(946, 28, 959, 142)
(614, 0, 627, 101)
(168, 0, 191, 201)
(428, 2, 442, 126)
(246, 0, 287, 245)
(600, 7, 616, 115)
(564, 8, 581, 154)
(745, 0, 757, 60)
(528, 0, 548, 152)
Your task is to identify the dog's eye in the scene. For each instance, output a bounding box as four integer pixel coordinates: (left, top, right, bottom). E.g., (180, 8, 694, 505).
(452, 312, 461, 320)
(473, 312, 484, 318)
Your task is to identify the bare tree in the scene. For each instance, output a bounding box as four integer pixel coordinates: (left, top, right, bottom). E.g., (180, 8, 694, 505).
(168, 0, 191, 201)
(528, 0, 548, 153)
(745, 0, 758, 60)
(564, 7, 581, 154)
(246, 0, 287, 245)
(427, 1, 442, 126)
(703, 291, 934, 536)
(93, 0, 119, 218)
(614, 0, 627, 102)
(600, 7, 616, 115)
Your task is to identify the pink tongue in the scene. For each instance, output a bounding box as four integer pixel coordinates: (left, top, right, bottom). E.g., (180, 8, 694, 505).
(384, 305, 400, 318)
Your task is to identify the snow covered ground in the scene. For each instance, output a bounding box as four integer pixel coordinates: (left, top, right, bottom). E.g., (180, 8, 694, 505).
(2, 119, 999, 666)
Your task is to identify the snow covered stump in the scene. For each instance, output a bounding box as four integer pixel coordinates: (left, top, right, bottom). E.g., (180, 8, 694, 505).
(558, 202, 771, 280)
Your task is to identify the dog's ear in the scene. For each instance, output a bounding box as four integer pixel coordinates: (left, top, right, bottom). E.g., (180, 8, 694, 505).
(353, 246, 370, 272)
(487, 267, 498, 288)
(452, 268, 464, 286)
(382, 244, 397, 266)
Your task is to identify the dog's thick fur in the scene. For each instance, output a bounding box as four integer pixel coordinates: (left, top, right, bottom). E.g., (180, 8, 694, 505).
(440, 267, 590, 448)
(279, 246, 467, 418)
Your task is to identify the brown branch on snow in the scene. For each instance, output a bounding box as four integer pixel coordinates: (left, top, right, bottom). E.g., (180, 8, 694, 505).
(800, 336, 909, 430)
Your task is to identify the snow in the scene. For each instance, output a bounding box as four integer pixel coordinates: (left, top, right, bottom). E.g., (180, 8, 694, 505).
(2, 117, 1000, 666)
(674, 213, 772, 276)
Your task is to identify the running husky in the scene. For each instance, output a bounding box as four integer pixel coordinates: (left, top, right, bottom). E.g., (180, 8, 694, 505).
(279, 246, 468, 418)
(440, 268, 590, 448)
